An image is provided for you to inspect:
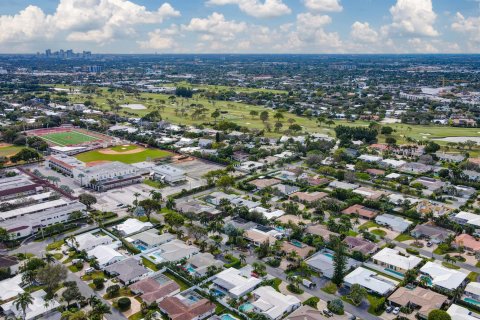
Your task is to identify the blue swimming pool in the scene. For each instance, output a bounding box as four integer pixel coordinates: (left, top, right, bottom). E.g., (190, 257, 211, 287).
(220, 314, 238, 320)
(384, 268, 405, 279)
(239, 303, 254, 312)
(323, 253, 334, 259)
(463, 297, 480, 306)
(211, 288, 225, 297)
(186, 265, 196, 273)
(136, 244, 147, 251)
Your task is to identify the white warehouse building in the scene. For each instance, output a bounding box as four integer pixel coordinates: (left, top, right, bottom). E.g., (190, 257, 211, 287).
(151, 164, 186, 185)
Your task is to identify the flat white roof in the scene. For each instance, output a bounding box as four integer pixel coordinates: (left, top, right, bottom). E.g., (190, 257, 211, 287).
(114, 218, 153, 235)
(345, 267, 398, 296)
(447, 304, 480, 320)
(372, 248, 422, 270)
(0, 199, 68, 220)
(214, 267, 262, 297)
(420, 262, 467, 291)
(0, 274, 24, 301)
(251, 286, 300, 319)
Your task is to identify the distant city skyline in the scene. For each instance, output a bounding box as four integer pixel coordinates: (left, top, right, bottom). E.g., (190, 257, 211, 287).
(0, 0, 479, 54)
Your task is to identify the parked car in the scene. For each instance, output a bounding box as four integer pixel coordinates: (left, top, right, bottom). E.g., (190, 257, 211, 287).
(426, 241, 433, 247)
(323, 309, 333, 317)
(393, 307, 400, 315)
(386, 306, 393, 313)
(85, 267, 95, 274)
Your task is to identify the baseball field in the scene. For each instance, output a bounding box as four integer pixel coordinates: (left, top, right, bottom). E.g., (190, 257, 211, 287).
(75, 145, 172, 164)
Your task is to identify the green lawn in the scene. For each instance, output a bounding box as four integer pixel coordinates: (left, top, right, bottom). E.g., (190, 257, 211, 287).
(44, 83, 480, 154)
(371, 229, 387, 237)
(39, 130, 99, 146)
(0, 145, 22, 157)
(142, 257, 159, 271)
(468, 272, 479, 282)
(46, 240, 64, 251)
(143, 179, 166, 189)
(394, 234, 414, 242)
(358, 221, 380, 231)
(442, 262, 461, 269)
(75, 147, 172, 164)
(164, 271, 191, 291)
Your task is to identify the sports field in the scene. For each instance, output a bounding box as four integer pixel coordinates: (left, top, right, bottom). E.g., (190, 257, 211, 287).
(75, 145, 172, 164)
(39, 130, 99, 146)
(0, 144, 22, 158)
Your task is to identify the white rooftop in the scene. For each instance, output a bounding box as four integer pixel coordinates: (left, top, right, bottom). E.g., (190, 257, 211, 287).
(447, 304, 480, 320)
(114, 218, 153, 235)
(420, 262, 468, 291)
(251, 286, 300, 319)
(0, 274, 24, 301)
(372, 248, 422, 271)
(213, 267, 262, 298)
(344, 267, 398, 296)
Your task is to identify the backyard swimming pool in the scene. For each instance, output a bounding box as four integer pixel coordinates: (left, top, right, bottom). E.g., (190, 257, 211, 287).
(239, 303, 254, 312)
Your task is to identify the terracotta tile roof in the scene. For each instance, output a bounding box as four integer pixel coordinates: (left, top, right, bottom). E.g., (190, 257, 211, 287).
(129, 278, 180, 304)
(342, 204, 378, 219)
(159, 296, 215, 320)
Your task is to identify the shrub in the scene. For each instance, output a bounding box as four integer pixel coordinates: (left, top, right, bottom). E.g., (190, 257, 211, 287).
(322, 282, 338, 294)
(93, 278, 104, 290)
(303, 297, 320, 309)
(428, 310, 451, 320)
(106, 284, 120, 298)
(328, 299, 344, 315)
(287, 284, 304, 294)
(117, 297, 131, 311)
(266, 258, 281, 267)
(75, 261, 83, 270)
(406, 248, 419, 255)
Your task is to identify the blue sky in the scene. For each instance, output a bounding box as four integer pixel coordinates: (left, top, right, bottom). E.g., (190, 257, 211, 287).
(0, 0, 478, 53)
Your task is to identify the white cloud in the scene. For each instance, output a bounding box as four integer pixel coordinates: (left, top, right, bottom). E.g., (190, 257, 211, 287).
(0, 0, 180, 44)
(350, 21, 378, 43)
(139, 28, 177, 50)
(407, 38, 438, 53)
(0, 5, 53, 43)
(183, 12, 247, 41)
(388, 0, 438, 37)
(304, 0, 343, 12)
(206, 0, 291, 18)
(452, 12, 480, 43)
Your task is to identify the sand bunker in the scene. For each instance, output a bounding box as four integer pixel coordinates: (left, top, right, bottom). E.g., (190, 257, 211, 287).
(120, 104, 146, 110)
(99, 147, 145, 155)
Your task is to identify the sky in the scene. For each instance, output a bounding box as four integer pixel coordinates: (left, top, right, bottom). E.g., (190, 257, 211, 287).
(0, 0, 479, 54)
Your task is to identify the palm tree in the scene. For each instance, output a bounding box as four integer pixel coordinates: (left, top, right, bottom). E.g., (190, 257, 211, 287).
(239, 253, 246, 265)
(14, 292, 33, 320)
(78, 173, 85, 186)
(44, 253, 56, 264)
(133, 192, 141, 207)
(86, 294, 100, 307)
(90, 302, 111, 319)
(66, 234, 79, 249)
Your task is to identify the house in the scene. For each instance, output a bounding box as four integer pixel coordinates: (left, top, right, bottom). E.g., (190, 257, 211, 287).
(305, 249, 359, 279)
(237, 161, 265, 173)
(375, 214, 412, 233)
(411, 224, 454, 243)
(388, 287, 448, 319)
(142, 240, 200, 264)
(419, 262, 468, 293)
(388, 194, 420, 206)
(447, 304, 480, 320)
(290, 191, 328, 204)
(328, 181, 359, 190)
(212, 266, 262, 298)
(353, 187, 388, 200)
(1, 289, 61, 320)
(67, 231, 114, 252)
(158, 292, 215, 320)
(366, 168, 385, 176)
(250, 286, 301, 320)
(113, 219, 153, 236)
(455, 234, 480, 253)
(411, 177, 445, 192)
(250, 207, 285, 220)
(87, 245, 124, 268)
(249, 178, 281, 189)
(184, 253, 224, 277)
(0, 255, 20, 274)
(342, 204, 378, 220)
(343, 236, 378, 256)
(453, 185, 477, 198)
(415, 200, 453, 217)
(198, 138, 213, 148)
(370, 248, 422, 277)
(0, 274, 24, 301)
(129, 274, 180, 304)
(380, 159, 407, 169)
(281, 241, 315, 259)
(305, 224, 339, 242)
(344, 267, 398, 296)
(400, 162, 432, 174)
(204, 191, 238, 206)
(272, 184, 300, 196)
(436, 152, 465, 163)
(151, 165, 186, 185)
(244, 228, 281, 246)
(463, 170, 480, 182)
(127, 230, 175, 250)
(285, 305, 323, 320)
(104, 257, 151, 285)
(453, 211, 480, 228)
(464, 282, 480, 304)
